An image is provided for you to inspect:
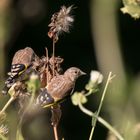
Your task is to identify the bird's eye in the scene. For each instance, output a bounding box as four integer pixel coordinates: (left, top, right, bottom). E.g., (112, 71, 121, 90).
(74, 71, 78, 74)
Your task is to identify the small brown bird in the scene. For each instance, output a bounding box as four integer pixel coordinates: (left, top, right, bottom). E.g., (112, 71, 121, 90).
(2, 47, 38, 95)
(36, 67, 86, 106)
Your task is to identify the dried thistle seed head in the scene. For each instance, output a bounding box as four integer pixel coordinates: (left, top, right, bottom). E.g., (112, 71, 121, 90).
(48, 5, 74, 42)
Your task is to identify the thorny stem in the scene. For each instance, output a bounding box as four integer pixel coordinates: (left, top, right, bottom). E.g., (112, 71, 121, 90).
(0, 96, 15, 113)
(78, 102, 124, 140)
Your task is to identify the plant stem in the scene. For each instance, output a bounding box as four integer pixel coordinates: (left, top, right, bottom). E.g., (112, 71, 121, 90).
(53, 125, 59, 140)
(51, 105, 59, 140)
(52, 38, 55, 77)
(0, 96, 15, 113)
(97, 72, 112, 113)
(78, 100, 124, 140)
(92, 72, 112, 129)
(85, 89, 98, 97)
(45, 48, 49, 85)
(89, 127, 94, 140)
(85, 90, 93, 97)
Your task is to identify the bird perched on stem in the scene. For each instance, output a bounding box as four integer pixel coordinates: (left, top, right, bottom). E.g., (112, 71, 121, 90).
(36, 67, 86, 106)
(2, 47, 38, 95)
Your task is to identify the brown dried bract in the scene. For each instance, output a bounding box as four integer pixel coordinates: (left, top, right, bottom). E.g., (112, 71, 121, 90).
(39, 55, 64, 87)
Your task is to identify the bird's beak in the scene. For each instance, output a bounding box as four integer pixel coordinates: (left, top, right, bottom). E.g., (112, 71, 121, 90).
(80, 70, 86, 76)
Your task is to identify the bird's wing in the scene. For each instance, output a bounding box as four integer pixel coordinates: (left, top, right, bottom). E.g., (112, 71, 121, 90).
(47, 76, 73, 100)
(47, 76, 66, 93)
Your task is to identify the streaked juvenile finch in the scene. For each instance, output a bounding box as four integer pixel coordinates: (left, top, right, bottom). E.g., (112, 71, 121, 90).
(2, 47, 37, 95)
(36, 67, 86, 106)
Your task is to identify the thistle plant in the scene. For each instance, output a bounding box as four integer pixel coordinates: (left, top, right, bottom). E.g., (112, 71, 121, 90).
(48, 5, 74, 77)
(47, 6, 74, 140)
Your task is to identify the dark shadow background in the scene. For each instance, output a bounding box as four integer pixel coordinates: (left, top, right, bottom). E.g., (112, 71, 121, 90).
(4, 0, 140, 139)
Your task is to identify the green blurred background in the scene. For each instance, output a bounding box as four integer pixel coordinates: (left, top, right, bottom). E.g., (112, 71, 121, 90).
(0, 0, 140, 140)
